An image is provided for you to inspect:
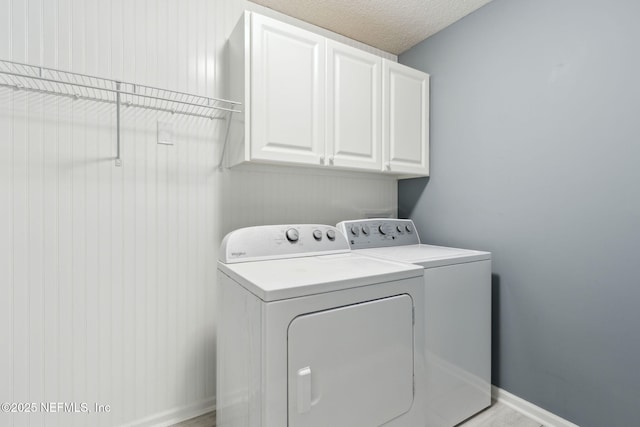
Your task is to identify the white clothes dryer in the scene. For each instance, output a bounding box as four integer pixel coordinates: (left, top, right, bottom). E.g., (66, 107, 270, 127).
(216, 224, 427, 427)
(337, 219, 492, 427)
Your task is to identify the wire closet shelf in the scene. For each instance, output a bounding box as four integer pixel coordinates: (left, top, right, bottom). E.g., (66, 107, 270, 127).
(0, 58, 241, 166)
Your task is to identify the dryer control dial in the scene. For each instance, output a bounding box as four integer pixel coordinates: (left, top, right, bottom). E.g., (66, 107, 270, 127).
(326, 229, 336, 241)
(350, 225, 360, 236)
(378, 224, 390, 235)
(286, 228, 299, 242)
(312, 229, 323, 241)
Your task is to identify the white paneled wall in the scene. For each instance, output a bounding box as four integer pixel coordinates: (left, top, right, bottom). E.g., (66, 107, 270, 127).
(0, 1, 397, 427)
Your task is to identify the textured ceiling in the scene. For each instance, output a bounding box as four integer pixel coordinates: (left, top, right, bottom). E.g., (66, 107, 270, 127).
(249, 0, 494, 54)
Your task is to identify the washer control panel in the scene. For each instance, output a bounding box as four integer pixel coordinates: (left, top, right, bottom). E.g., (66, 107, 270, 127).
(220, 224, 349, 263)
(337, 219, 420, 249)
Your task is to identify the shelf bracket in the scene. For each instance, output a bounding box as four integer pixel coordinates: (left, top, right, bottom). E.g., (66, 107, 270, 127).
(115, 81, 122, 167)
(217, 105, 236, 169)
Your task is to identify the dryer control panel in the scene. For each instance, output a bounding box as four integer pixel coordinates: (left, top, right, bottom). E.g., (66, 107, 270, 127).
(337, 219, 421, 249)
(219, 224, 350, 263)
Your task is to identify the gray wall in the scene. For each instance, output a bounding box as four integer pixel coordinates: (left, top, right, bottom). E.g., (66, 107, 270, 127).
(398, 0, 640, 425)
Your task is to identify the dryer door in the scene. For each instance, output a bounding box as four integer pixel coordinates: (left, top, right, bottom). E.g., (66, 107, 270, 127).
(288, 294, 414, 427)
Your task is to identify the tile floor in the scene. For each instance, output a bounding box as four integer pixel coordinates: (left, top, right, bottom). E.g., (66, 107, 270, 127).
(171, 410, 215, 427)
(458, 401, 543, 427)
(171, 401, 543, 427)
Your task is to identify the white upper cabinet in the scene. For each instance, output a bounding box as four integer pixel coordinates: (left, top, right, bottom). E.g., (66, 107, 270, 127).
(326, 40, 382, 171)
(228, 11, 429, 178)
(383, 61, 430, 176)
(250, 13, 326, 165)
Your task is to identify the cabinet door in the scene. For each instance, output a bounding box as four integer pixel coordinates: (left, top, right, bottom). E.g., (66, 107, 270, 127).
(383, 61, 430, 176)
(326, 40, 382, 171)
(288, 295, 414, 427)
(251, 13, 325, 165)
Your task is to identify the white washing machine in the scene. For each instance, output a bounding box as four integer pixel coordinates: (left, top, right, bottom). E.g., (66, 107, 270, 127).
(216, 224, 427, 427)
(337, 219, 492, 427)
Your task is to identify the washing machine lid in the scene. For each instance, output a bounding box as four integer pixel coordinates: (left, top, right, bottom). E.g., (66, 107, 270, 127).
(355, 244, 491, 269)
(218, 253, 423, 302)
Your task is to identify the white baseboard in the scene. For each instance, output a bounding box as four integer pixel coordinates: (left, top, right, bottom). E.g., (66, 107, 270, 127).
(122, 397, 215, 427)
(492, 386, 579, 427)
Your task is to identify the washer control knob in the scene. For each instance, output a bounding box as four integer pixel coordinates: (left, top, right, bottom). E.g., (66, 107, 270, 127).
(286, 228, 299, 242)
(312, 229, 323, 241)
(362, 224, 370, 235)
(405, 224, 413, 233)
(350, 225, 360, 237)
(378, 224, 389, 235)
(326, 229, 336, 241)
(396, 225, 404, 233)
